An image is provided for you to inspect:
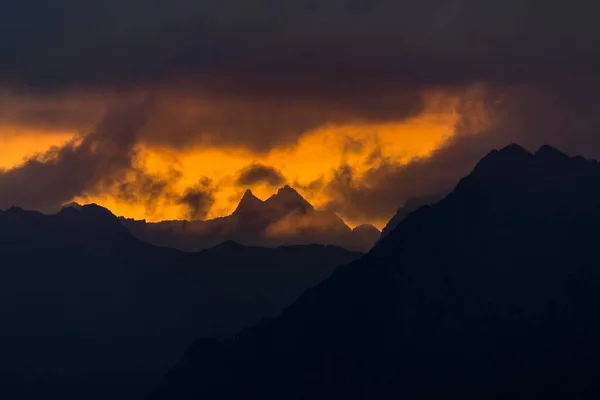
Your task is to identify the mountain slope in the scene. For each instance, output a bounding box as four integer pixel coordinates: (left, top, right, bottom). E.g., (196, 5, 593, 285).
(0, 205, 360, 400)
(379, 194, 442, 239)
(151, 144, 600, 399)
(232, 189, 264, 215)
(121, 185, 379, 252)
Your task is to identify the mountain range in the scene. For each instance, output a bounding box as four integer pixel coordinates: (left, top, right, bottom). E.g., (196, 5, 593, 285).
(151, 144, 600, 399)
(120, 185, 380, 252)
(0, 204, 360, 399)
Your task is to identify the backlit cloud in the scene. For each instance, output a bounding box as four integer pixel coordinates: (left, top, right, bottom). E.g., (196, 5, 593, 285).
(0, 1, 599, 228)
(237, 164, 286, 187)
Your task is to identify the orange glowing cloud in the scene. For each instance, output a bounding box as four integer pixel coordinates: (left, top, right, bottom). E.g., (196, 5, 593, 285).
(0, 87, 492, 228)
(0, 125, 75, 169)
(72, 91, 471, 228)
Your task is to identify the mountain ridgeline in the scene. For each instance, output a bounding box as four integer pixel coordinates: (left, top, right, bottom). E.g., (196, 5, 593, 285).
(152, 144, 600, 399)
(0, 204, 361, 399)
(379, 194, 442, 240)
(120, 185, 380, 253)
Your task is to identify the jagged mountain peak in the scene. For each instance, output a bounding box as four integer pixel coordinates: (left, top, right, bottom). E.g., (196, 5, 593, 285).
(472, 143, 533, 174)
(233, 189, 264, 215)
(380, 194, 442, 240)
(62, 201, 82, 210)
(275, 185, 306, 200)
(266, 185, 314, 213)
(535, 144, 570, 161)
(278, 184, 297, 194)
(58, 203, 131, 237)
(352, 224, 379, 234)
(5, 205, 26, 214)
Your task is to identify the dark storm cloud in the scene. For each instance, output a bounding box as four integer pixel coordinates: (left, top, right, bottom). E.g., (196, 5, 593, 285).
(139, 89, 425, 152)
(3, 1, 599, 152)
(108, 169, 180, 216)
(2, 0, 599, 90)
(0, 84, 426, 153)
(0, 97, 152, 212)
(237, 164, 286, 187)
(0, 96, 217, 216)
(0, 93, 107, 132)
(177, 178, 215, 220)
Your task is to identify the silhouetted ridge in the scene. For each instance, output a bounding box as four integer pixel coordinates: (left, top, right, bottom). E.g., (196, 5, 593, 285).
(152, 144, 600, 400)
(472, 143, 532, 174)
(58, 203, 131, 238)
(352, 224, 378, 234)
(62, 201, 83, 210)
(450, 143, 600, 217)
(123, 185, 378, 252)
(0, 205, 360, 399)
(380, 194, 442, 240)
(79, 203, 117, 218)
(209, 240, 247, 251)
(265, 185, 314, 213)
(5, 205, 27, 214)
(535, 144, 570, 161)
(233, 190, 264, 215)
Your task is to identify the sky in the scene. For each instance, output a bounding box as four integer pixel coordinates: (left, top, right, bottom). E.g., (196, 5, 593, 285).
(0, 0, 599, 228)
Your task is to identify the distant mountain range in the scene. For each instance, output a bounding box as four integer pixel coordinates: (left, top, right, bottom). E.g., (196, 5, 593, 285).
(119, 185, 380, 252)
(152, 144, 600, 399)
(0, 204, 360, 399)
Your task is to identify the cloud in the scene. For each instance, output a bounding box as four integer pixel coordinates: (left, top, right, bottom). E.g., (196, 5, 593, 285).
(2, 0, 597, 159)
(0, 96, 217, 218)
(237, 164, 286, 187)
(0, 86, 426, 153)
(0, 92, 107, 133)
(0, 97, 152, 212)
(264, 212, 339, 238)
(321, 81, 600, 224)
(177, 178, 216, 220)
(106, 168, 181, 216)
(1, 1, 598, 153)
(1, 1, 598, 90)
(322, 137, 489, 222)
(1, 1, 600, 224)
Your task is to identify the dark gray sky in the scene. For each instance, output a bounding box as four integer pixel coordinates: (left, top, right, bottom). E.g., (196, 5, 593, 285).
(2, 0, 598, 88)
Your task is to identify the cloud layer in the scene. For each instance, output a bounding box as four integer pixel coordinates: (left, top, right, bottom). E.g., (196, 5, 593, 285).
(0, 1, 599, 225)
(2, 1, 599, 89)
(0, 97, 215, 219)
(237, 164, 287, 187)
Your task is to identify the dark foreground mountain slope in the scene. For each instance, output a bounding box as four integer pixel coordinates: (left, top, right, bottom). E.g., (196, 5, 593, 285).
(0, 205, 360, 400)
(121, 186, 379, 252)
(152, 144, 600, 399)
(379, 194, 442, 239)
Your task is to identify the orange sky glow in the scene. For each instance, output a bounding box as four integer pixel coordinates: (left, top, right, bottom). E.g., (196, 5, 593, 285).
(0, 89, 488, 229)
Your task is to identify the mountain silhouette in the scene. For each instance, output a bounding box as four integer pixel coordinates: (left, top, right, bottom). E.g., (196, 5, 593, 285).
(264, 184, 315, 214)
(379, 194, 442, 239)
(61, 201, 82, 210)
(121, 185, 379, 252)
(151, 144, 600, 399)
(233, 189, 264, 215)
(0, 205, 360, 400)
(349, 224, 381, 250)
